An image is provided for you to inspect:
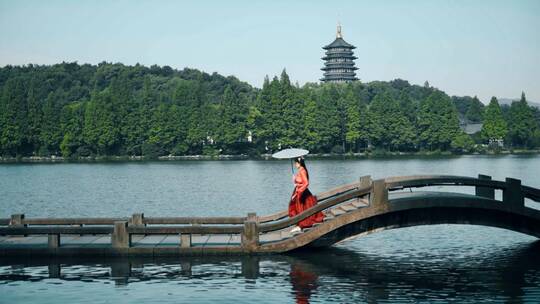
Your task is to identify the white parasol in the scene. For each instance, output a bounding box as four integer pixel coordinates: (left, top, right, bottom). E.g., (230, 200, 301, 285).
(271, 148, 309, 173)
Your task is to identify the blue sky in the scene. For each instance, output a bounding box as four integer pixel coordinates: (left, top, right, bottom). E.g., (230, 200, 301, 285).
(0, 0, 539, 102)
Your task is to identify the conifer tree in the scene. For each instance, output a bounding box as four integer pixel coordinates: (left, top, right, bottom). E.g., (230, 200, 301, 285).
(508, 92, 538, 147)
(481, 97, 507, 144)
(465, 96, 484, 123)
(418, 91, 460, 150)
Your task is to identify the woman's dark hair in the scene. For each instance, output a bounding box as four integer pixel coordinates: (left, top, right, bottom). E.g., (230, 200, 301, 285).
(295, 157, 309, 180)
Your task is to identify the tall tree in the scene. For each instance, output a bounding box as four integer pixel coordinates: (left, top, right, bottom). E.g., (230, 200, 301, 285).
(314, 85, 341, 152)
(0, 78, 27, 156)
(481, 97, 507, 144)
(368, 92, 416, 151)
(344, 89, 369, 152)
(417, 91, 460, 150)
(60, 102, 85, 157)
(40, 89, 64, 155)
(26, 78, 43, 154)
(83, 90, 118, 155)
(507, 92, 538, 147)
(278, 69, 304, 149)
(465, 96, 484, 123)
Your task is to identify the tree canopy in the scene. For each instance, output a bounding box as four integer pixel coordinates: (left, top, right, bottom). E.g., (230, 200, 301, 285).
(1, 62, 539, 158)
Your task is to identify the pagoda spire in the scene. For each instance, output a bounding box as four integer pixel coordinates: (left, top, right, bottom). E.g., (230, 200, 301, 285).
(336, 22, 342, 38)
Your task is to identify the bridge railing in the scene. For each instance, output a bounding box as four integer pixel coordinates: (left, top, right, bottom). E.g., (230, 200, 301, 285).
(1, 174, 537, 252)
(0, 178, 370, 251)
(0, 179, 363, 228)
(383, 174, 540, 207)
(522, 185, 540, 202)
(384, 175, 508, 191)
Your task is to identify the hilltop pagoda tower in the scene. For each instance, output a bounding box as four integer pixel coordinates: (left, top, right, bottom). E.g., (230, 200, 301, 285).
(321, 23, 358, 83)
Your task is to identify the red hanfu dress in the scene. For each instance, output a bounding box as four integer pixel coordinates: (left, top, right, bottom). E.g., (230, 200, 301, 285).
(288, 167, 324, 228)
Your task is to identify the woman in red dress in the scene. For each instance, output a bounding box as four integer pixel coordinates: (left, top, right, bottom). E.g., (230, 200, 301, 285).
(289, 157, 324, 232)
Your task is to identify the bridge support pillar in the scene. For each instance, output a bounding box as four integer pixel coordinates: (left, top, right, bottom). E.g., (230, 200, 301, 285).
(241, 256, 260, 279)
(48, 234, 60, 248)
(503, 178, 524, 208)
(371, 179, 388, 208)
(181, 262, 192, 276)
(48, 264, 61, 278)
(112, 221, 130, 248)
(476, 174, 495, 199)
(242, 214, 259, 252)
(180, 234, 192, 248)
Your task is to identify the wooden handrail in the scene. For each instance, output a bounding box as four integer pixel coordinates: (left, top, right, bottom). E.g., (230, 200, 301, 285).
(258, 210, 288, 223)
(129, 225, 243, 234)
(258, 186, 371, 233)
(257, 181, 361, 223)
(0, 225, 242, 236)
(385, 175, 508, 191)
(0, 226, 112, 235)
(144, 217, 246, 225)
(23, 218, 128, 225)
(523, 185, 540, 202)
(316, 181, 361, 201)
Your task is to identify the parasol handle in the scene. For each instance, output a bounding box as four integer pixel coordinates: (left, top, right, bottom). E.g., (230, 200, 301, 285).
(290, 159, 294, 174)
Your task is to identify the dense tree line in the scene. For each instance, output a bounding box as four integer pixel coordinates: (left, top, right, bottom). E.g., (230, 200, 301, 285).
(1, 62, 539, 158)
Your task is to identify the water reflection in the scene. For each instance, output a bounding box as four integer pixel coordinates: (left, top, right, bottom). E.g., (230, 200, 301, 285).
(293, 241, 540, 303)
(1, 241, 539, 303)
(289, 261, 319, 304)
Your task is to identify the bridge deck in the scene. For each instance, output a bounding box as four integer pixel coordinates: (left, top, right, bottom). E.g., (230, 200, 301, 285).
(0, 231, 303, 248)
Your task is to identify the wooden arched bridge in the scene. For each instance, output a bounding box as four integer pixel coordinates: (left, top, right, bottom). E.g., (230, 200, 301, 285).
(1, 174, 539, 256)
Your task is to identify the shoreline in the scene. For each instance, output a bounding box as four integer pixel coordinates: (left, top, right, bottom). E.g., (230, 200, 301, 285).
(1, 149, 539, 163)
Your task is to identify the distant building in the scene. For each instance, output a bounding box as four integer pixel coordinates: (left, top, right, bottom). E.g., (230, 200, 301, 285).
(321, 23, 358, 83)
(459, 116, 483, 135)
(461, 123, 483, 135)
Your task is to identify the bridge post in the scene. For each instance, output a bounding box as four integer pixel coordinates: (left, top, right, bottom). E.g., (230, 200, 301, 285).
(242, 213, 259, 252)
(9, 214, 26, 237)
(112, 221, 130, 248)
(359, 175, 372, 188)
(180, 234, 192, 248)
(9, 214, 25, 227)
(476, 174, 495, 199)
(130, 213, 145, 227)
(503, 177, 524, 208)
(370, 179, 388, 207)
(48, 234, 60, 248)
(247, 212, 257, 222)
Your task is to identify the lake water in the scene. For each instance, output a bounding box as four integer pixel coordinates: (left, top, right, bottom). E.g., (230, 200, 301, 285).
(0, 155, 539, 303)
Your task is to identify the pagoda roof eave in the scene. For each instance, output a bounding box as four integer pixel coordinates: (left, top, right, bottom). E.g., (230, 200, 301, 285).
(321, 67, 359, 71)
(320, 78, 359, 82)
(322, 56, 358, 60)
(322, 37, 356, 49)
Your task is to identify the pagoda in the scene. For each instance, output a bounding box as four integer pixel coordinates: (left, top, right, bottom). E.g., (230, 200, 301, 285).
(321, 23, 358, 83)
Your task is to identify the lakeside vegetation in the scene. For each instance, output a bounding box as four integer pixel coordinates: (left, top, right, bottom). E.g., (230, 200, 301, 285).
(1, 62, 539, 159)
